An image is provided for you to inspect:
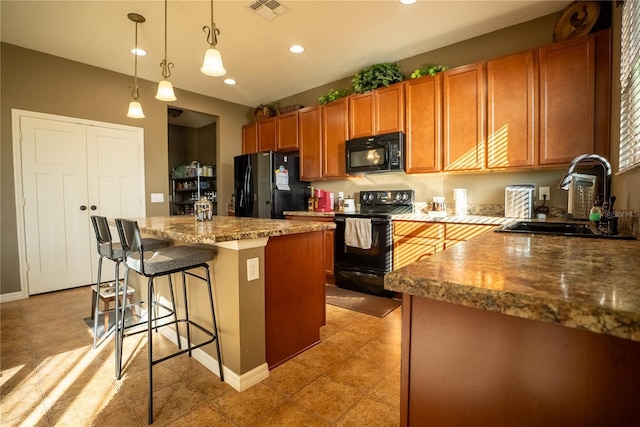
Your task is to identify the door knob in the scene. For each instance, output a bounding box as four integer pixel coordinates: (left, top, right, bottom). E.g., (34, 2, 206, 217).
(90, 205, 97, 211)
(80, 205, 87, 211)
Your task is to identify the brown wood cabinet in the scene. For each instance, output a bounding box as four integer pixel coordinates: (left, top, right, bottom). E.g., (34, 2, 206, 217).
(349, 83, 405, 138)
(265, 231, 325, 368)
(284, 214, 335, 285)
(394, 222, 444, 269)
(394, 221, 495, 270)
(402, 295, 640, 426)
(298, 106, 323, 181)
(487, 50, 537, 169)
(348, 92, 375, 138)
(324, 229, 334, 278)
(241, 123, 257, 154)
(323, 98, 349, 179)
(539, 34, 595, 165)
(257, 117, 276, 152)
(443, 63, 486, 171)
(444, 223, 497, 249)
(405, 75, 442, 173)
(276, 111, 299, 152)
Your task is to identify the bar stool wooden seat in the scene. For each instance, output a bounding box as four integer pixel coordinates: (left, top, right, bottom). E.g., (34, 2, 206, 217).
(114, 218, 223, 425)
(90, 216, 169, 348)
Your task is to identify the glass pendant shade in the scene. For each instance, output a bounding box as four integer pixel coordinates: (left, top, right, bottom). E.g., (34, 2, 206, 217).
(201, 48, 226, 76)
(127, 101, 145, 118)
(155, 79, 177, 101)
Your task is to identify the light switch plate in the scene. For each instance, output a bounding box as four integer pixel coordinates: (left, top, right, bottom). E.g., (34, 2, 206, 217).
(151, 193, 164, 203)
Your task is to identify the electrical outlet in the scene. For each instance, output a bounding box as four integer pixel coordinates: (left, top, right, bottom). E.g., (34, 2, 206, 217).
(247, 257, 259, 281)
(539, 187, 550, 201)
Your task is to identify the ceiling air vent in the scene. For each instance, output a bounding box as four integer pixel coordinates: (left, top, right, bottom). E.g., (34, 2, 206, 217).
(248, 0, 286, 21)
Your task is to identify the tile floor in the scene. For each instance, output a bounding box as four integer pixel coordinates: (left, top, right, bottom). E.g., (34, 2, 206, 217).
(0, 286, 402, 426)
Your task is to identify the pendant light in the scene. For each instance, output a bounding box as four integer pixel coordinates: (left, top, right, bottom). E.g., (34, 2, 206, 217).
(127, 13, 146, 119)
(155, 0, 177, 101)
(201, 0, 226, 76)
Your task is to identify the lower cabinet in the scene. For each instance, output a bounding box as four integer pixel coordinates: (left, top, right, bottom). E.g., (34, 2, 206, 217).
(284, 214, 335, 284)
(394, 221, 496, 269)
(394, 222, 444, 269)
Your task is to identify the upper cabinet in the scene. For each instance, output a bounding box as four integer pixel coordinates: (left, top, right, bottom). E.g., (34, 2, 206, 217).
(241, 31, 611, 175)
(349, 83, 405, 138)
(539, 33, 596, 165)
(405, 74, 442, 173)
(257, 117, 277, 152)
(486, 50, 537, 169)
(323, 98, 349, 179)
(276, 111, 299, 152)
(242, 123, 258, 154)
(299, 105, 323, 181)
(442, 63, 486, 171)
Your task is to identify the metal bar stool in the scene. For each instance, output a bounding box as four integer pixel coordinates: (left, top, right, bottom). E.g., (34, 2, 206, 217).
(89, 216, 169, 349)
(114, 218, 224, 425)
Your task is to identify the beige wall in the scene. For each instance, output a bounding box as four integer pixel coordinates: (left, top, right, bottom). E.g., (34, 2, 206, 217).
(1, 43, 251, 295)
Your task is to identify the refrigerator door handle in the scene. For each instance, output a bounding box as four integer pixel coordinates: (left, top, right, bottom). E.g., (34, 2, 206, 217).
(245, 165, 253, 215)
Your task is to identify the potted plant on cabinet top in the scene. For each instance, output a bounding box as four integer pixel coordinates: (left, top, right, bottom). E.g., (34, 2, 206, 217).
(352, 62, 404, 94)
(319, 87, 352, 105)
(410, 64, 448, 78)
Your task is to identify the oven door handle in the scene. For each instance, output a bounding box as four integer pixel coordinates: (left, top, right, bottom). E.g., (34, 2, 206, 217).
(334, 217, 389, 225)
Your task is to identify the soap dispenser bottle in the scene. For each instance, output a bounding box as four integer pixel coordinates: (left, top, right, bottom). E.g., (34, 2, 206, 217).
(589, 195, 603, 223)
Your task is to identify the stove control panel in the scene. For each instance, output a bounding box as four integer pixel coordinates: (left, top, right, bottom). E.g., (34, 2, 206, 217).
(360, 190, 415, 206)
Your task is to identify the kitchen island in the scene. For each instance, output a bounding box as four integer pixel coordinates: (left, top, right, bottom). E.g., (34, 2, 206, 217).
(126, 215, 335, 392)
(385, 231, 640, 426)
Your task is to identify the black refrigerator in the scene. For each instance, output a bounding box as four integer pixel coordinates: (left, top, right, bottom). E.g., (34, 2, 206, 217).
(234, 151, 310, 219)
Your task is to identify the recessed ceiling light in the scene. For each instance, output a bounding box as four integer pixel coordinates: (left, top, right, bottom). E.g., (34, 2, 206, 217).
(289, 45, 304, 54)
(130, 48, 147, 56)
(400, 0, 417, 4)
(224, 78, 237, 85)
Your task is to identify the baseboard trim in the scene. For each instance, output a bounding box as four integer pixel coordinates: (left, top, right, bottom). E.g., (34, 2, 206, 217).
(159, 327, 269, 392)
(0, 291, 25, 303)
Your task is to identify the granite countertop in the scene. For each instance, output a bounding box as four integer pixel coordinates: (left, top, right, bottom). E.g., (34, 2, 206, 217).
(385, 231, 640, 342)
(131, 215, 335, 244)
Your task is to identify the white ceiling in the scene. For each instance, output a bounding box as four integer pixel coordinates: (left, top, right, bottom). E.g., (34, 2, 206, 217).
(1, 1, 571, 108)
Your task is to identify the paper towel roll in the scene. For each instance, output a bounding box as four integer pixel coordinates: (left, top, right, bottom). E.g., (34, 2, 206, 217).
(454, 188, 467, 216)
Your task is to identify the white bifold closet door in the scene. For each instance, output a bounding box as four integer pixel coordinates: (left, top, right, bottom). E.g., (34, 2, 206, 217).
(19, 114, 145, 295)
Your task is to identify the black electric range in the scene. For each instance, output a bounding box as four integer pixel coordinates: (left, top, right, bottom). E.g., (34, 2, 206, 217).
(334, 190, 414, 297)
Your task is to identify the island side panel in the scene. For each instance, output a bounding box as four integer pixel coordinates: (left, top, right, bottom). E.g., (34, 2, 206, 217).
(265, 230, 325, 368)
(403, 295, 640, 426)
(209, 244, 267, 375)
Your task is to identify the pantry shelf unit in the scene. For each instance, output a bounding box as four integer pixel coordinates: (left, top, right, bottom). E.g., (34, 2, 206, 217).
(170, 176, 217, 216)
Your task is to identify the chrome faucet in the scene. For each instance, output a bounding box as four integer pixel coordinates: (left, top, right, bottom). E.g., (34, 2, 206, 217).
(558, 153, 612, 216)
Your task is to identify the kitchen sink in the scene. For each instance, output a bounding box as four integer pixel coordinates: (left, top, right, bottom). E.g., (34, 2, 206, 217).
(494, 220, 636, 240)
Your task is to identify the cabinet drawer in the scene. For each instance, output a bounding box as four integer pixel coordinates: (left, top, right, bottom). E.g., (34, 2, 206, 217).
(394, 241, 441, 270)
(394, 221, 444, 238)
(445, 224, 496, 241)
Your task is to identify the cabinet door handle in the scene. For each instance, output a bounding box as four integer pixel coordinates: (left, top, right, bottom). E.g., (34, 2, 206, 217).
(90, 205, 97, 211)
(80, 205, 87, 211)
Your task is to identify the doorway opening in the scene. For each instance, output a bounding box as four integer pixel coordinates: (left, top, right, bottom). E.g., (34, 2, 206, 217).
(167, 107, 218, 216)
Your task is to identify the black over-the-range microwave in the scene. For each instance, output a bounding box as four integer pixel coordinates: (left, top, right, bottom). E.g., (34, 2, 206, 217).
(345, 132, 405, 174)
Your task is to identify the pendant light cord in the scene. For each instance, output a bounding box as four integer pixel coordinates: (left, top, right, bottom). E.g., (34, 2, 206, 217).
(132, 20, 140, 100)
(160, 0, 174, 79)
(203, 0, 220, 48)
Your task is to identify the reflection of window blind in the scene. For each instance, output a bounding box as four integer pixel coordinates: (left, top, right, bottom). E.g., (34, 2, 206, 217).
(620, 0, 640, 172)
